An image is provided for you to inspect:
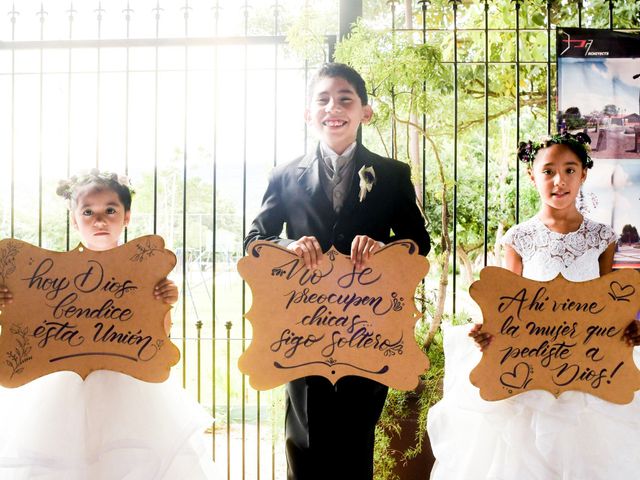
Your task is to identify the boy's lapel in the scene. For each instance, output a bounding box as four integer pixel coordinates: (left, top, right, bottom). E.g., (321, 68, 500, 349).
(296, 147, 333, 214)
(296, 143, 376, 218)
(339, 144, 372, 217)
(297, 149, 322, 197)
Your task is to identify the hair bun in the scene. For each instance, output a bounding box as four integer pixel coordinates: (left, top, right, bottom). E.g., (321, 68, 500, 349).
(574, 131, 591, 145)
(517, 140, 542, 165)
(55, 179, 73, 199)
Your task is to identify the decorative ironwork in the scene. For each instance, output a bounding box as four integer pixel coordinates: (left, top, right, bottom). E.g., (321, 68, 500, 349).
(1, 1, 632, 476)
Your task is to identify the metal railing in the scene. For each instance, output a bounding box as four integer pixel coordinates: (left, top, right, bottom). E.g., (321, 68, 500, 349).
(1, 1, 638, 479)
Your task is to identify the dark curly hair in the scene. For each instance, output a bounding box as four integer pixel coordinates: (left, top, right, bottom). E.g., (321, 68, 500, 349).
(517, 132, 593, 169)
(56, 169, 135, 211)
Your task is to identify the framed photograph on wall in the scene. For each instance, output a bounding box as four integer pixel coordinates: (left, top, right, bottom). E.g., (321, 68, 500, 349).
(557, 28, 640, 268)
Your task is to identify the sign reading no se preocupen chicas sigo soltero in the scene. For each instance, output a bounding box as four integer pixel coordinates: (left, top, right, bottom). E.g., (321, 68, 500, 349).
(237, 241, 430, 391)
(0, 236, 180, 387)
(469, 267, 640, 405)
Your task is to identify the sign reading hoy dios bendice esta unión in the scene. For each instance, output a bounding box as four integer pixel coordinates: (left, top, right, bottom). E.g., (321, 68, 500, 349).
(0, 235, 180, 387)
(237, 240, 430, 391)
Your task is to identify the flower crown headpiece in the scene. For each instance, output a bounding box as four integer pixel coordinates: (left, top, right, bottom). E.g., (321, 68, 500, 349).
(56, 168, 135, 201)
(517, 131, 593, 169)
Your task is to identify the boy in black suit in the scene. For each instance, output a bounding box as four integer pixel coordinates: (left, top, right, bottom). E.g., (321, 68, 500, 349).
(244, 63, 430, 480)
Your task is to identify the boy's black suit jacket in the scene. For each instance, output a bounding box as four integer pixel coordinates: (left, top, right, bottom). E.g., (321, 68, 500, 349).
(244, 143, 430, 256)
(244, 142, 430, 480)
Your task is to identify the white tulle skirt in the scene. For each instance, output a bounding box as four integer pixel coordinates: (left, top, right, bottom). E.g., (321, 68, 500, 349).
(0, 370, 216, 479)
(427, 323, 640, 480)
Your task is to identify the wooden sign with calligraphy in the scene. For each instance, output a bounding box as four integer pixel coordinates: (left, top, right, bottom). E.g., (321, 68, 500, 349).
(237, 240, 430, 391)
(0, 235, 180, 387)
(469, 267, 640, 404)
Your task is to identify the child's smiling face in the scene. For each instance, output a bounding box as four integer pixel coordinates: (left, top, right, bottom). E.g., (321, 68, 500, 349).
(530, 144, 587, 212)
(72, 187, 131, 251)
(305, 75, 372, 155)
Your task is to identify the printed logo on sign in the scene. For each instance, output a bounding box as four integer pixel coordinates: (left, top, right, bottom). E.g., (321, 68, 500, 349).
(560, 31, 608, 57)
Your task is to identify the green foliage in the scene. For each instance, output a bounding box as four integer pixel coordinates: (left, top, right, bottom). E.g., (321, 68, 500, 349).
(333, 17, 543, 267)
(327, 4, 582, 479)
(603, 104, 620, 116)
(129, 150, 241, 254)
(373, 307, 471, 479)
(561, 107, 586, 130)
(336, 22, 450, 119)
(553, 0, 640, 29)
(287, 2, 640, 478)
(373, 323, 445, 479)
(285, 2, 336, 64)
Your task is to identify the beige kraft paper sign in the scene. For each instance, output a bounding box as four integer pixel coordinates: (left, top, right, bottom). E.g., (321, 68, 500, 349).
(0, 235, 180, 387)
(469, 267, 640, 404)
(237, 240, 430, 391)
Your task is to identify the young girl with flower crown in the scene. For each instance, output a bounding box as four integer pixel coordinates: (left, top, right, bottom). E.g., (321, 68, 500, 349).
(427, 133, 640, 480)
(0, 170, 215, 479)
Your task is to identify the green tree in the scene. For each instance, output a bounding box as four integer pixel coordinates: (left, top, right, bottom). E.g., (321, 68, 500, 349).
(286, 1, 640, 477)
(131, 150, 241, 255)
(604, 104, 620, 116)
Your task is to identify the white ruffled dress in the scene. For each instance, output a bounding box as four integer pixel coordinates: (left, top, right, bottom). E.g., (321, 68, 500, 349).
(427, 216, 640, 480)
(0, 370, 216, 479)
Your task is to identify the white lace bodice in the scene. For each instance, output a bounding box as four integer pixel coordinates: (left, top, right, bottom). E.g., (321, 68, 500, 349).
(501, 216, 617, 282)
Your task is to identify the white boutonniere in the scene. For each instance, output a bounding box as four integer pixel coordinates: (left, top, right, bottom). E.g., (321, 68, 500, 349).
(358, 166, 376, 202)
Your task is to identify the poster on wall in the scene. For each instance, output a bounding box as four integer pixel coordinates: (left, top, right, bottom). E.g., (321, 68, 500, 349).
(557, 28, 640, 268)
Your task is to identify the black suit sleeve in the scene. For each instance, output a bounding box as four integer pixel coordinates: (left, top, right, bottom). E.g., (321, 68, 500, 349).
(244, 169, 294, 253)
(389, 162, 431, 256)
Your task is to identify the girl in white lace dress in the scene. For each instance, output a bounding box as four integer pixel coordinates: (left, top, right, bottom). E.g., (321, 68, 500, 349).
(427, 133, 640, 480)
(0, 171, 216, 479)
